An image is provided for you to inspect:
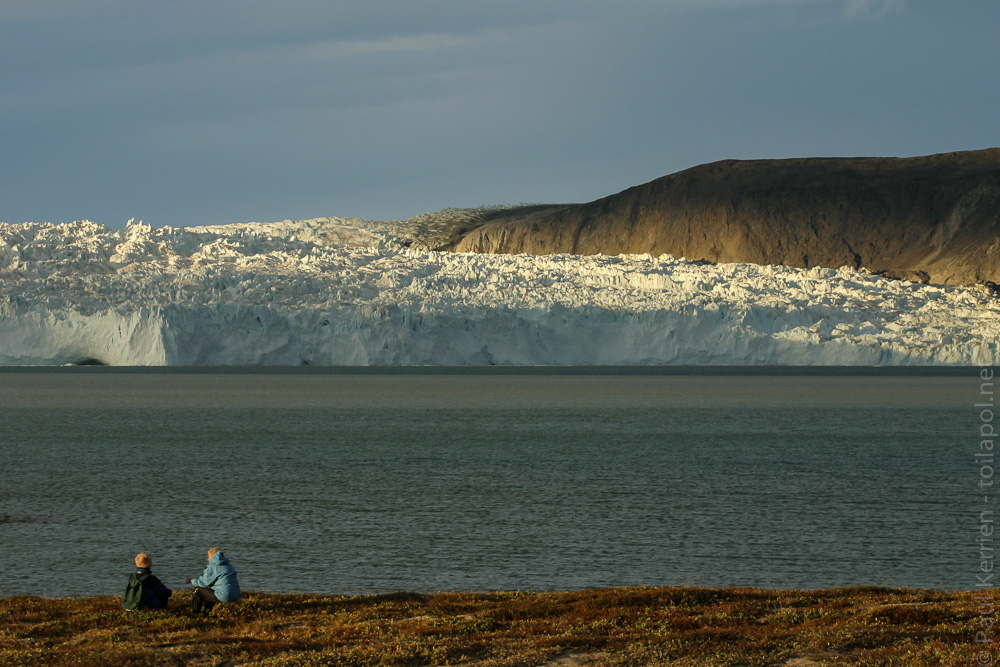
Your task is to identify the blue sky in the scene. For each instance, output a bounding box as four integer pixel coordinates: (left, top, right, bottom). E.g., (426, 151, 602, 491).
(1, 0, 997, 227)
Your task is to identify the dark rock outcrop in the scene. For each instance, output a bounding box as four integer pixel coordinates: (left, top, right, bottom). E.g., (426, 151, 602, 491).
(444, 149, 1000, 285)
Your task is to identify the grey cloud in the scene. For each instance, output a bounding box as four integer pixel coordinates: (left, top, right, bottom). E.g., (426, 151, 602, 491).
(0, 0, 995, 227)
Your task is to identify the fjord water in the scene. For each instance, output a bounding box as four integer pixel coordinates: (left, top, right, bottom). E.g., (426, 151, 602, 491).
(0, 369, 973, 597)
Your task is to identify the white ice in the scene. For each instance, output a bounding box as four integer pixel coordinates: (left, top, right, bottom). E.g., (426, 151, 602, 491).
(0, 215, 996, 365)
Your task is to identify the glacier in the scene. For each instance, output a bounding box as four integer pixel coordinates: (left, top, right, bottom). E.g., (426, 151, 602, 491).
(0, 215, 997, 366)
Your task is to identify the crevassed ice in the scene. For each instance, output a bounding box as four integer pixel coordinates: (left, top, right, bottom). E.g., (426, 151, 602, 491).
(0, 216, 996, 366)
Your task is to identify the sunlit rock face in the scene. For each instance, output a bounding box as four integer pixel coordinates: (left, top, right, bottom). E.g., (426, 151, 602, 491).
(0, 215, 997, 366)
(448, 149, 1000, 287)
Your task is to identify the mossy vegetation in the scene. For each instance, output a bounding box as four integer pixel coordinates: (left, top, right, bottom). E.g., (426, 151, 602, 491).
(0, 586, 982, 666)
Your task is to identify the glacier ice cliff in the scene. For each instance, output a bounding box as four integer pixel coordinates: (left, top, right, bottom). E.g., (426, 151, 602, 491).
(0, 216, 997, 366)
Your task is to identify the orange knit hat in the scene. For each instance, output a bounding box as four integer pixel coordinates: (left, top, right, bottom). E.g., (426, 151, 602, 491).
(134, 552, 152, 568)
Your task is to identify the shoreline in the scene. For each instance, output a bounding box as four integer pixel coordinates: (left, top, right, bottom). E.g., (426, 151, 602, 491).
(1, 585, 982, 666)
(0, 364, 977, 375)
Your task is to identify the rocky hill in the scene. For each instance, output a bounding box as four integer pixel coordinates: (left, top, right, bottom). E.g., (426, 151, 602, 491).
(444, 149, 1000, 286)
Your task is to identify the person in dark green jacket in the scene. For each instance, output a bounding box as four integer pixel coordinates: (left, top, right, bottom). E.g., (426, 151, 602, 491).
(122, 552, 172, 610)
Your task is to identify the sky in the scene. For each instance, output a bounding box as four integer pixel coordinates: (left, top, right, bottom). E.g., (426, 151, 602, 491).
(1, 0, 997, 228)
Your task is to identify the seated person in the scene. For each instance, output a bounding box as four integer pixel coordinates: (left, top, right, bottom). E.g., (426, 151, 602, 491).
(122, 552, 172, 610)
(187, 547, 241, 614)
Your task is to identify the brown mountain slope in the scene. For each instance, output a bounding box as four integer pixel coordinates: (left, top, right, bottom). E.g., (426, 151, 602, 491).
(444, 149, 1000, 285)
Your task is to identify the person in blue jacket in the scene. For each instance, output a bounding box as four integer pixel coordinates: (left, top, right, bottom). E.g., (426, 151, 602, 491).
(187, 547, 241, 614)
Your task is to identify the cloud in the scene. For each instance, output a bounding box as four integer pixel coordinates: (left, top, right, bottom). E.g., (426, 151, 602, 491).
(0, 0, 128, 23)
(0, 0, 991, 228)
(647, 0, 908, 22)
(842, 0, 906, 19)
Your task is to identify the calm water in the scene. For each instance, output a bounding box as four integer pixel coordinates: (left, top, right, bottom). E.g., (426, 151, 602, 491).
(0, 369, 979, 597)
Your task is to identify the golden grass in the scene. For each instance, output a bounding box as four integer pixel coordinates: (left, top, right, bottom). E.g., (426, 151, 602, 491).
(0, 586, 985, 666)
